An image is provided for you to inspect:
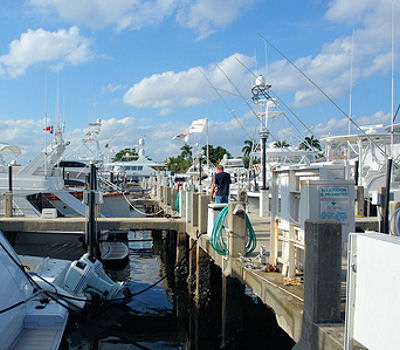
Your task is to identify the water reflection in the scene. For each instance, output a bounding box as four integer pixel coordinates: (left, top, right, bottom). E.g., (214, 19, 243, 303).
(15, 229, 295, 349)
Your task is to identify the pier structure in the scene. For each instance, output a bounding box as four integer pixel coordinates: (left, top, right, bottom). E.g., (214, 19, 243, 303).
(0, 171, 382, 349)
(148, 182, 347, 349)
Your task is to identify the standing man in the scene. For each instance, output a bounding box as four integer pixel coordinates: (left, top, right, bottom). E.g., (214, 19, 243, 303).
(211, 165, 231, 203)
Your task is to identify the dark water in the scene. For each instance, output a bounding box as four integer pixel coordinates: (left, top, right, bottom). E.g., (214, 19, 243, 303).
(15, 230, 295, 350)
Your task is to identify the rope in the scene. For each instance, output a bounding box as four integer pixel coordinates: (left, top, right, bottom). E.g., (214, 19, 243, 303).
(210, 206, 257, 256)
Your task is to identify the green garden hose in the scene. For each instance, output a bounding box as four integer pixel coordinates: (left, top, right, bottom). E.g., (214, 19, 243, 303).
(210, 206, 257, 256)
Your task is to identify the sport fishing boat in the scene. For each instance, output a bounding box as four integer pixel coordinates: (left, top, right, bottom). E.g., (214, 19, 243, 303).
(320, 124, 400, 204)
(0, 231, 70, 349)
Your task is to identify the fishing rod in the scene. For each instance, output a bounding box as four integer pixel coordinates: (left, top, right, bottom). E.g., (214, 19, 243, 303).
(233, 55, 316, 150)
(258, 33, 395, 163)
(197, 67, 257, 142)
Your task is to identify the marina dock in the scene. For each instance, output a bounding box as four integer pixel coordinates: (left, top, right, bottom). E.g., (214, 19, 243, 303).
(2, 183, 377, 350)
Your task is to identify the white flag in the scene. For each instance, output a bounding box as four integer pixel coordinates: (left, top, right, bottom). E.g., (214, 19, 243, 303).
(189, 118, 207, 133)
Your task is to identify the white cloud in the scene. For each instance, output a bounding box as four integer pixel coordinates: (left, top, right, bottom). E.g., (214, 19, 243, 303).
(123, 53, 255, 111)
(28, 0, 258, 37)
(263, 0, 399, 108)
(325, 0, 377, 24)
(356, 111, 391, 126)
(0, 27, 93, 77)
(102, 82, 127, 94)
(176, 0, 260, 39)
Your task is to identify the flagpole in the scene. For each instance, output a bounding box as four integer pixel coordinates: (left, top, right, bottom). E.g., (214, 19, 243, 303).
(44, 65, 48, 176)
(206, 119, 209, 169)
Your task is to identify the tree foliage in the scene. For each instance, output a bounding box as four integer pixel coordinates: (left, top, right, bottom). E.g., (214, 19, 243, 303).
(202, 144, 231, 165)
(166, 155, 191, 173)
(242, 139, 259, 158)
(299, 136, 321, 151)
(180, 144, 192, 161)
(112, 147, 138, 162)
(273, 140, 290, 149)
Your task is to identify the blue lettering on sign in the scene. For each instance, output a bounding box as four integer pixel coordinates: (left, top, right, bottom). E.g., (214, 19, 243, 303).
(321, 211, 348, 222)
(320, 187, 349, 198)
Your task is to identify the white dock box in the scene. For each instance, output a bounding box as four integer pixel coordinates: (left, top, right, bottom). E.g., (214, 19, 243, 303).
(41, 208, 58, 218)
(207, 203, 228, 237)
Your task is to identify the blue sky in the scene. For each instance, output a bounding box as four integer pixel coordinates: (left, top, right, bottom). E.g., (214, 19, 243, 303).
(0, 0, 398, 162)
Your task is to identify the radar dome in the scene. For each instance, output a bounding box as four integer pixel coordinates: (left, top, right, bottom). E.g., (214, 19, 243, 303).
(255, 75, 265, 86)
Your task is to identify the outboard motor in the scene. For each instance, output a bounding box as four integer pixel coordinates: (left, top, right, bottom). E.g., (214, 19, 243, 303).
(63, 253, 131, 301)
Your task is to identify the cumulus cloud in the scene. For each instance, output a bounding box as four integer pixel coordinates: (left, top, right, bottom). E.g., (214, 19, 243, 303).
(356, 110, 391, 126)
(263, 0, 399, 108)
(308, 110, 391, 140)
(123, 53, 255, 111)
(27, 0, 257, 37)
(176, 0, 260, 39)
(0, 27, 93, 77)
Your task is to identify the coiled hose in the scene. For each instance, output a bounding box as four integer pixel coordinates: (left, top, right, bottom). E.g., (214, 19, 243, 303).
(210, 206, 257, 256)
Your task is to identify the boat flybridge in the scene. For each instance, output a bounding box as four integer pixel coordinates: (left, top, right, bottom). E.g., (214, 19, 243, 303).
(104, 138, 167, 184)
(0, 129, 71, 217)
(320, 124, 400, 200)
(248, 145, 317, 190)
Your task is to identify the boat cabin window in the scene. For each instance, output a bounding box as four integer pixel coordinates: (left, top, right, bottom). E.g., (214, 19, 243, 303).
(124, 166, 143, 171)
(58, 161, 88, 168)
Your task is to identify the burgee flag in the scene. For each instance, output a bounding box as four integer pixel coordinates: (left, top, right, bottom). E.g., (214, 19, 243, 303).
(172, 133, 189, 142)
(43, 125, 53, 133)
(189, 118, 207, 133)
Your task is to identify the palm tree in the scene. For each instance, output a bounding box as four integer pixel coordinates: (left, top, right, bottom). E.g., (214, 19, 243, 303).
(299, 135, 321, 151)
(273, 140, 290, 149)
(180, 144, 192, 161)
(242, 139, 258, 158)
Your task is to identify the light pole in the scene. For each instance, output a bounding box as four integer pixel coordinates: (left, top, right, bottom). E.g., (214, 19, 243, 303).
(251, 75, 272, 191)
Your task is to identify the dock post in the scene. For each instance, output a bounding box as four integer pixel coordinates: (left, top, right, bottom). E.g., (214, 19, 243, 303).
(86, 163, 99, 258)
(194, 244, 211, 308)
(227, 201, 246, 258)
(166, 187, 173, 207)
(191, 193, 200, 227)
(187, 238, 197, 295)
(162, 185, 168, 204)
(172, 188, 178, 211)
(4, 193, 12, 217)
(389, 201, 400, 235)
(259, 189, 269, 217)
(198, 194, 210, 235)
(355, 186, 365, 217)
(175, 232, 188, 281)
(185, 191, 192, 223)
(179, 189, 186, 218)
(5, 166, 13, 217)
(221, 275, 245, 348)
(156, 183, 161, 200)
(269, 171, 278, 265)
(293, 219, 342, 350)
